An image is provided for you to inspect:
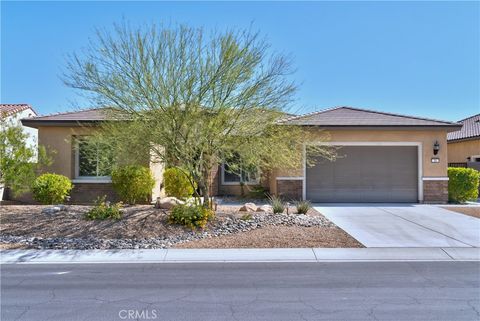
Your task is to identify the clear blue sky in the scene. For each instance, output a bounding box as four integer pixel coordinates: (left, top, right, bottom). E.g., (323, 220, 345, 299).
(1, 1, 479, 121)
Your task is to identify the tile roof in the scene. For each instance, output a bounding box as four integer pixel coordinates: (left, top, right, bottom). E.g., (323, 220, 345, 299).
(24, 108, 109, 121)
(22, 107, 288, 125)
(0, 104, 37, 117)
(22, 105, 464, 131)
(447, 114, 480, 141)
(279, 106, 461, 127)
(21, 108, 111, 128)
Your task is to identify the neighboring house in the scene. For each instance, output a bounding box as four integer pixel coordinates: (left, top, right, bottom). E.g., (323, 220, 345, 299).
(447, 114, 480, 171)
(1, 104, 38, 157)
(21, 106, 461, 204)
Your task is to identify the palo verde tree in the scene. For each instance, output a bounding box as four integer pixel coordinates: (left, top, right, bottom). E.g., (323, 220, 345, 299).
(64, 22, 336, 207)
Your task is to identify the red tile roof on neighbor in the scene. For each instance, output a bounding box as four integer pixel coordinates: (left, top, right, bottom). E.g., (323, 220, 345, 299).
(447, 114, 480, 142)
(279, 106, 462, 128)
(0, 104, 37, 117)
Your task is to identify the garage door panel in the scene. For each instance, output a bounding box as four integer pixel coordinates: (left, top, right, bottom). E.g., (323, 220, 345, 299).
(306, 146, 418, 203)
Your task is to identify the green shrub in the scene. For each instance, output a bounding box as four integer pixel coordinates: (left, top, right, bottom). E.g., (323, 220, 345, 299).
(85, 196, 122, 220)
(32, 173, 73, 204)
(164, 167, 195, 199)
(248, 185, 267, 199)
(111, 165, 155, 204)
(295, 200, 311, 214)
(240, 213, 253, 221)
(268, 194, 285, 214)
(168, 204, 215, 229)
(448, 167, 480, 203)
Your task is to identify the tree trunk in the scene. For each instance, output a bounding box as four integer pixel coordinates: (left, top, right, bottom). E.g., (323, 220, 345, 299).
(200, 166, 211, 209)
(201, 182, 210, 209)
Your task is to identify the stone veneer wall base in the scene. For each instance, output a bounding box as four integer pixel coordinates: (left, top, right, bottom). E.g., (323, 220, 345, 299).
(423, 180, 448, 204)
(70, 183, 121, 204)
(276, 180, 303, 201)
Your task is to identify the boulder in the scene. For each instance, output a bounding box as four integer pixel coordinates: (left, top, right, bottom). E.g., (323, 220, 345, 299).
(256, 205, 273, 213)
(239, 202, 257, 212)
(41, 205, 67, 215)
(158, 197, 185, 210)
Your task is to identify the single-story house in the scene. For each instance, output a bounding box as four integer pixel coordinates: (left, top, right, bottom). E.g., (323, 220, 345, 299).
(447, 113, 480, 170)
(21, 106, 462, 204)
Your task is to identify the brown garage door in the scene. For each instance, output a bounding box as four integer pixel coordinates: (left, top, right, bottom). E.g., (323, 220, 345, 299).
(306, 146, 418, 202)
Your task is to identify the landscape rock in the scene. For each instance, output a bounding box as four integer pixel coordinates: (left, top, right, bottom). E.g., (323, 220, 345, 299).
(41, 205, 67, 215)
(256, 205, 273, 213)
(158, 197, 185, 210)
(239, 203, 257, 212)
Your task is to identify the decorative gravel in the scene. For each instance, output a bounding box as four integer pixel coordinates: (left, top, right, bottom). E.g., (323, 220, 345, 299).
(0, 213, 335, 250)
(441, 206, 480, 219)
(176, 225, 363, 248)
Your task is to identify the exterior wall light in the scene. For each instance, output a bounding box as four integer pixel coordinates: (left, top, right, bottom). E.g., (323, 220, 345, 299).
(433, 141, 440, 155)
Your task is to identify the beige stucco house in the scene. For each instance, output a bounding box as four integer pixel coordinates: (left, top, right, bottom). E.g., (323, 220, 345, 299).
(447, 113, 480, 170)
(21, 106, 461, 204)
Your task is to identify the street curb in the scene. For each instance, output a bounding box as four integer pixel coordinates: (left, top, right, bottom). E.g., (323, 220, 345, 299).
(1, 247, 479, 264)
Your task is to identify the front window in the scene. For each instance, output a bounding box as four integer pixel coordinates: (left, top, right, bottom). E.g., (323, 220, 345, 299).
(222, 162, 259, 185)
(75, 137, 113, 179)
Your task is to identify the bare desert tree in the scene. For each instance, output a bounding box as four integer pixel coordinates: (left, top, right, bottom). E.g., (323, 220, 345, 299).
(64, 22, 335, 207)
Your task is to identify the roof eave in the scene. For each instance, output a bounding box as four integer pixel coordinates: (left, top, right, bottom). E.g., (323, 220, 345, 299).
(21, 119, 104, 129)
(447, 135, 480, 143)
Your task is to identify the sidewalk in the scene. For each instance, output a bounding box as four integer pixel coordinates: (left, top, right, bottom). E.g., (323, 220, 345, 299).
(1, 247, 479, 264)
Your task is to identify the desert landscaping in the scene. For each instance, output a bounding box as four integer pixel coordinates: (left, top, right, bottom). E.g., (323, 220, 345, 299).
(0, 201, 363, 250)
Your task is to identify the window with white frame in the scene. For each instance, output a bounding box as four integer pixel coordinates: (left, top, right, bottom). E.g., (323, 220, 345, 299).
(75, 137, 113, 180)
(221, 162, 259, 185)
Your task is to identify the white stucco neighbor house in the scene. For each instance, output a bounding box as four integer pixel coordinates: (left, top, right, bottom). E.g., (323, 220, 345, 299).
(1, 104, 38, 155)
(0, 104, 38, 201)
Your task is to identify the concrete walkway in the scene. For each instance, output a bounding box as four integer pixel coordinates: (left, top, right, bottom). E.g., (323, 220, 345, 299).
(315, 204, 480, 248)
(1, 247, 479, 264)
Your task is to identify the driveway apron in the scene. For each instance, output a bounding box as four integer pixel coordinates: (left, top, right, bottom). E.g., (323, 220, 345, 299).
(314, 205, 480, 248)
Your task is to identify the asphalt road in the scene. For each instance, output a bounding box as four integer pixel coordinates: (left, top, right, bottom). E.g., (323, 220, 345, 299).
(1, 262, 479, 321)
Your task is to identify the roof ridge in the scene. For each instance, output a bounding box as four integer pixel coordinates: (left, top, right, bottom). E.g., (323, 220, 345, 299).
(281, 106, 458, 125)
(32, 107, 107, 119)
(457, 113, 480, 123)
(277, 106, 344, 123)
(338, 106, 458, 125)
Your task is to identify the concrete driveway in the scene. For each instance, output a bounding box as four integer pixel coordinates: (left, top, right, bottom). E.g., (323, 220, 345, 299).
(315, 204, 480, 248)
